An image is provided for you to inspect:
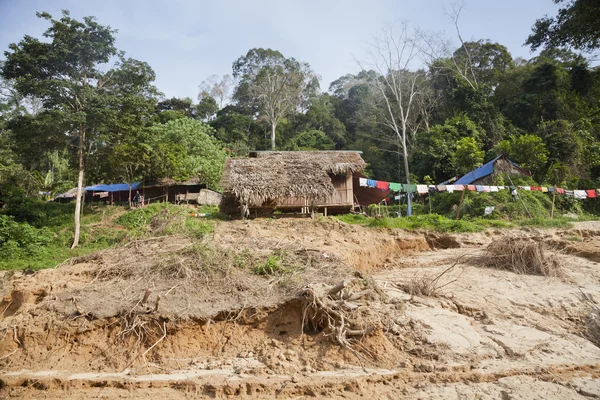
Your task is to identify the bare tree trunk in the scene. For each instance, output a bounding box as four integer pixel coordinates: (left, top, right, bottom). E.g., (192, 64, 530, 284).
(71, 127, 85, 249)
(271, 121, 277, 150)
(402, 137, 413, 217)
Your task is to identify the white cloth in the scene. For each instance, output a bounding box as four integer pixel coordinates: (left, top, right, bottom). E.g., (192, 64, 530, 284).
(574, 190, 587, 199)
(446, 185, 455, 193)
(498, 186, 505, 190)
(519, 186, 531, 191)
(359, 178, 367, 187)
(490, 186, 498, 192)
(416, 185, 428, 194)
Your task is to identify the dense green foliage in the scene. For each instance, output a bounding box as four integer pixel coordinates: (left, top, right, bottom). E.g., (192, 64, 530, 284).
(0, 202, 214, 270)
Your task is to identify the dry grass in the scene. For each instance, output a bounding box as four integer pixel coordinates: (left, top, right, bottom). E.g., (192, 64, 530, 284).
(399, 262, 460, 298)
(473, 237, 562, 277)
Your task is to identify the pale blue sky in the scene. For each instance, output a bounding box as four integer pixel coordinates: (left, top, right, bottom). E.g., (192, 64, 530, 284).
(0, 0, 560, 99)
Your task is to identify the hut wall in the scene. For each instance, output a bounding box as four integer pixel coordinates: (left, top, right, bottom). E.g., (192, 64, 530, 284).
(274, 173, 352, 208)
(352, 175, 391, 206)
(197, 189, 222, 205)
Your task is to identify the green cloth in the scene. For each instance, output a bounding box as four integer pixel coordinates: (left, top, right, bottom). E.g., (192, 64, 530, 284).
(389, 182, 402, 192)
(402, 184, 417, 193)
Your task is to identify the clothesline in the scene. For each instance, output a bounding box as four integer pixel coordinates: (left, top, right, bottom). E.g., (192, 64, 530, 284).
(358, 178, 600, 199)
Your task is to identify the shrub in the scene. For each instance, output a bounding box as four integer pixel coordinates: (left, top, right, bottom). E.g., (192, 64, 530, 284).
(253, 255, 282, 275)
(0, 215, 54, 258)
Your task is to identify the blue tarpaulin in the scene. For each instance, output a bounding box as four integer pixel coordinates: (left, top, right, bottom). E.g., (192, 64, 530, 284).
(85, 182, 141, 192)
(454, 156, 527, 185)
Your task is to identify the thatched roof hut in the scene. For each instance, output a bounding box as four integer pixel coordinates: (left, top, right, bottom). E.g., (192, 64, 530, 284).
(221, 151, 368, 215)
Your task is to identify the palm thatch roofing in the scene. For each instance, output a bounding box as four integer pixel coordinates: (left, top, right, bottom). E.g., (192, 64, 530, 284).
(143, 177, 204, 188)
(220, 151, 366, 206)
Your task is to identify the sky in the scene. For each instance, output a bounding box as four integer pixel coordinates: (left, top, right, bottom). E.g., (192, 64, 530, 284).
(0, 0, 560, 100)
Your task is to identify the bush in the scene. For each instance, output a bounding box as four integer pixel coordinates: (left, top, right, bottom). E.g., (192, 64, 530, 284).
(116, 203, 213, 238)
(2, 194, 74, 229)
(0, 215, 54, 258)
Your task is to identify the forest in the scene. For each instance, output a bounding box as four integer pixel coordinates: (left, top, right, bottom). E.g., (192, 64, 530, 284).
(0, 1, 599, 243)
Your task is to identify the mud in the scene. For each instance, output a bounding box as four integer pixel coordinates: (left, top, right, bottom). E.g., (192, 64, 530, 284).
(1, 219, 600, 399)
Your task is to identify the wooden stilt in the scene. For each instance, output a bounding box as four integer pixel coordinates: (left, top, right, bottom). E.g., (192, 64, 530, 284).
(456, 188, 466, 220)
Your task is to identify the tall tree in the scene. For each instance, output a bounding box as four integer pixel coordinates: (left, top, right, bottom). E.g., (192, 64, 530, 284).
(526, 0, 600, 53)
(359, 23, 431, 186)
(232, 48, 319, 149)
(2, 11, 157, 247)
(198, 74, 233, 109)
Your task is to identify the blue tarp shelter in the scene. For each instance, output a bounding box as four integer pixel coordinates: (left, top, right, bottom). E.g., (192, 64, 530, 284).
(85, 182, 141, 192)
(454, 155, 529, 185)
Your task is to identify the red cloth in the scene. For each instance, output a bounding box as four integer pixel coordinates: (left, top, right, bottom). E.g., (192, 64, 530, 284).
(586, 190, 597, 198)
(556, 188, 565, 194)
(467, 185, 476, 191)
(376, 180, 389, 191)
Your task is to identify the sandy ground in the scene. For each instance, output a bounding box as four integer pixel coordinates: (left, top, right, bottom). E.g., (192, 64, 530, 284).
(1, 218, 600, 399)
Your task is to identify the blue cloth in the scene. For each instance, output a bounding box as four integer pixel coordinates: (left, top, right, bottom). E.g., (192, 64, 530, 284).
(366, 179, 377, 188)
(476, 185, 484, 192)
(85, 182, 141, 192)
(548, 187, 555, 192)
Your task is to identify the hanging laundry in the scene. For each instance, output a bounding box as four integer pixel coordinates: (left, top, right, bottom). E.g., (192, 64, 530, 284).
(437, 185, 446, 192)
(574, 190, 587, 199)
(476, 185, 484, 192)
(541, 187, 548, 193)
(597, 189, 600, 196)
(455, 185, 465, 191)
(367, 179, 377, 188)
(483, 186, 491, 192)
(446, 185, 455, 193)
(556, 188, 565, 194)
(490, 186, 499, 192)
(586, 190, 597, 198)
(403, 184, 417, 193)
(519, 186, 531, 191)
(389, 182, 402, 192)
(467, 185, 476, 191)
(359, 178, 368, 187)
(416, 185, 428, 194)
(548, 187, 555, 192)
(376, 181, 390, 191)
(498, 186, 505, 190)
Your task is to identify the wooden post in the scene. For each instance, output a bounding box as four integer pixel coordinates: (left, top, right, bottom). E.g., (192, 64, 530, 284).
(551, 190, 556, 219)
(324, 207, 328, 217)
(456, 187, 466, 220)
(428, 191, 432, 214)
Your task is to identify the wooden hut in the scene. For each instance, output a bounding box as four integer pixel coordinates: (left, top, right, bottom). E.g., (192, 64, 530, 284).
(220, 151, 389, 217)
(142, 178, 205, 204)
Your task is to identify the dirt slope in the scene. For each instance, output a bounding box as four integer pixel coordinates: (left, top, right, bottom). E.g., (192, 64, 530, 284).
(1, 218, 600, 399)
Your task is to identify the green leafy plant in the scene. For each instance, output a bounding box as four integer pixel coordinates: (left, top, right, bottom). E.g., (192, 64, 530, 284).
(253, 254, 282, 275)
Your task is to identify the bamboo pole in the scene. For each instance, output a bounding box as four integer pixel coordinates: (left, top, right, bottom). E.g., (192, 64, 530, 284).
(456, 187, 466, 220)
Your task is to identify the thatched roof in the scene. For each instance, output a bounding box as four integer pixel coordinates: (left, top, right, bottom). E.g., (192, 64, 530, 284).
(143, 177, 203, 188)
(221, 151, 366, 206)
